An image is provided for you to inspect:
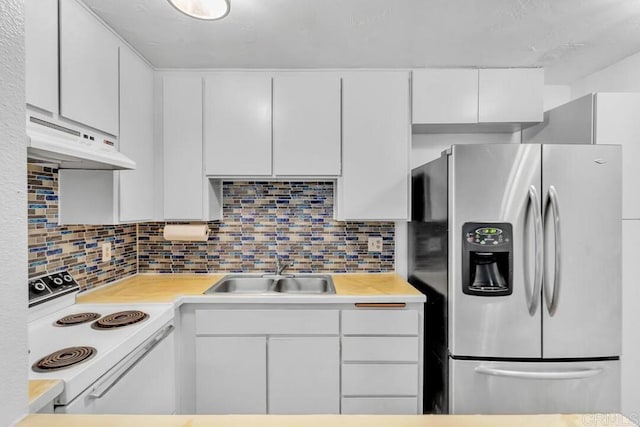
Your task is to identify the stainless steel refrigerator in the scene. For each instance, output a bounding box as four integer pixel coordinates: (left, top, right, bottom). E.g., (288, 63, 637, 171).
(409, 143, 621, 414)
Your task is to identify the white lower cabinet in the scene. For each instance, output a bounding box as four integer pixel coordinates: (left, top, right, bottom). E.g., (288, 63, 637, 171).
(342, 397, 418, 415)
(268, 337, 340, 414)
(194, 309, 340, 414)
(341, 308, 421, 414)
(195, 337, 267, 414)
(189, 305, 422, 415)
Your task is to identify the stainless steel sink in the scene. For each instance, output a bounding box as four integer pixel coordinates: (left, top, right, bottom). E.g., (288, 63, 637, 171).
(204, 275, 275, 294)
(203, 274, 335, 295)
(272, 276, 334, 294)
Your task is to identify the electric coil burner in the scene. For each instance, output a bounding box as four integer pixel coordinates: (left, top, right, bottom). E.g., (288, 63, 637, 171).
(91, 310, 149, 330)
(32, 346, 97, 372)
(28, 271, 175, 412)
(54, 312, 101, 327)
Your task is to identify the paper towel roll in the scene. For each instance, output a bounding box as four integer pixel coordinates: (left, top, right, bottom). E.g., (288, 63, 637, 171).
(163, 224, 210, 242)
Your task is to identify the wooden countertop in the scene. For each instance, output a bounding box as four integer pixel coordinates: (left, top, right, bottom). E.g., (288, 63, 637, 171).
(16, 414, 633, 427)
(77, 274, 225, 303)
(76, 273, 423, 304)
(28, 380, 63, 413)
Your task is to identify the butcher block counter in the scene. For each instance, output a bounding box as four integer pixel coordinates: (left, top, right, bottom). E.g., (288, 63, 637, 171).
(16, 414, 635, 427)
(76, 273, 425, 304)
(28, 380, 63, 413)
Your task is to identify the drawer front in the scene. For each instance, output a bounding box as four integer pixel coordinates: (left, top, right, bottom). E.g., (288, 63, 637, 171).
(341, 397, 418, 414)
(195, 309, 339, 335)
(342, 364, 418, 396)
(342, 309, 419, 335)
(342, 337, 419, 362)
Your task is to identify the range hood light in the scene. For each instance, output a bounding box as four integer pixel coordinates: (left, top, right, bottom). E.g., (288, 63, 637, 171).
(167, 0, 230, 20)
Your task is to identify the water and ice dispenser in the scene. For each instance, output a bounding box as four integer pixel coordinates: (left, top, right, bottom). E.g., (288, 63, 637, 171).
(461, 223, 513, 296)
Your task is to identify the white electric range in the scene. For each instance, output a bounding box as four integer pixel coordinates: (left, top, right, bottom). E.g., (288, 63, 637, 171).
(28, 271, 176, 414)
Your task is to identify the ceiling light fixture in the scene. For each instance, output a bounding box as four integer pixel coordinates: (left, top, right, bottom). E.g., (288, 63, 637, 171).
(167, 0, 230, 21)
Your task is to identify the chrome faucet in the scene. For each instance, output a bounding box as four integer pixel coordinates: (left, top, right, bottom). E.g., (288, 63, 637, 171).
(275, 255, 290, 276)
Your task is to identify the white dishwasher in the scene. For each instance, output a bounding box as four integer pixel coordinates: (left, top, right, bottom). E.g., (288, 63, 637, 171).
(57, 323, 176, 414)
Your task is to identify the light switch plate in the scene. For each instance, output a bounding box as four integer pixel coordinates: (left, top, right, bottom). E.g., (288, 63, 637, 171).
(368, 237, 383, 252)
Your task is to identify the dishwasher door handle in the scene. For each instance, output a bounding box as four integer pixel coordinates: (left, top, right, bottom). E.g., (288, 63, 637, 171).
(88, 324, 174, 399)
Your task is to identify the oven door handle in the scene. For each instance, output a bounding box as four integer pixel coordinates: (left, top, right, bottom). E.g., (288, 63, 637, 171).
(88, 324, 174, 400)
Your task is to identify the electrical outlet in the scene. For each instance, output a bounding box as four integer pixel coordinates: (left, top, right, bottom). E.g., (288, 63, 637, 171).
(368, 237, 383, 252)
(101, 242, 112, 263)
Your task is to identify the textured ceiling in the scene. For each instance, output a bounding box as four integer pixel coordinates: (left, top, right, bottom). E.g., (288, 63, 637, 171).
(81, 0, 640, 84)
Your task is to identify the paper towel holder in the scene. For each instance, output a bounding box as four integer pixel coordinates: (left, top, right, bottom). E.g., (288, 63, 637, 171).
(162, 224, 210, 242)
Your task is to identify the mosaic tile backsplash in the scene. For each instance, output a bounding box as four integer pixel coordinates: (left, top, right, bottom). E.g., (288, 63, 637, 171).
(28, 164, 137, 289)
(138, 181, 395, 273)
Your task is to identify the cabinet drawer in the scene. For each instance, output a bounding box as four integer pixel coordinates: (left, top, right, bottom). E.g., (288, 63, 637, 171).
(342, 364, 418, 396)
(342, 337, 418, 362)
(342, 309, 419, 335)
(341, 397, 417, 414)
(195, 309, 339, 335)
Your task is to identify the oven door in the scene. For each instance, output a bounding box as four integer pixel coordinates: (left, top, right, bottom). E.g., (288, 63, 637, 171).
(57, 324, 175, 414)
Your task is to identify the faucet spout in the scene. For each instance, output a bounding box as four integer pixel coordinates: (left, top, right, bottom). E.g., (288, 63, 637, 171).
(275, 255, 290, 276)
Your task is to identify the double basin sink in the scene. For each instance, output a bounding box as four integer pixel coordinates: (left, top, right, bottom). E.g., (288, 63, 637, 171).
(203, 274, 336, 295)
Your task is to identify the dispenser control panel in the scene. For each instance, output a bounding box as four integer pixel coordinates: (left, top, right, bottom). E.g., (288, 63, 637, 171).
(465, 227, 510, 246)
(461, 222, 513, 297)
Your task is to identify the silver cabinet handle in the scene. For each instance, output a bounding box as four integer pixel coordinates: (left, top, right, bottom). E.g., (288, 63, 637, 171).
(544, 185, 562, 316)
(475, 366, 602, 380)
(88, 325, 174, 399)
(527, 185, 544, 316)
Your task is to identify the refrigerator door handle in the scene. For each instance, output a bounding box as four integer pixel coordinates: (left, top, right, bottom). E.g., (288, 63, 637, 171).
(475, 366, 603, 380)
(544, 185, 562, 316)
(527, 185, 544, 315)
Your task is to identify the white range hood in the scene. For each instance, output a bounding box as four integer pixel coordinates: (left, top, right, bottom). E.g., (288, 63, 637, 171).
(27, 116, 136, 170)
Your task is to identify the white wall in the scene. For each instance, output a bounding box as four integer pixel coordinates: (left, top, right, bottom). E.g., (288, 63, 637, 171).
(572, 50, 640, 98)
(0, 0, 27, 425)
(543, 85, 571, 111)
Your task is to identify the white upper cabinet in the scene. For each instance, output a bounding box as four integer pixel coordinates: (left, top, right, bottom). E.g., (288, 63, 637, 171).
(163, 75, 204, 220)
(478, 68, 544, 123)
(25, 0, 58, 113)
(118, 48, 155, 222)
(57, 46, 155, 225)
(412, 69, 478, 124)
(205, 73, 272, 176)
(273, 73, 341, 176)
(338, 71, 410, 221)
(59, 0, 119, 135)
(413, 68, 543, 129)
(163, 75, 222, 221)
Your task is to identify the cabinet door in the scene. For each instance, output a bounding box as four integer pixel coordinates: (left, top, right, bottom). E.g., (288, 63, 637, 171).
(25, 0, 58, 113)
(478, 68, 543, 123)
(338, 72, 410, 220)
(195, 337, 267, 414)
(59, 0, 119, 135)
(268, 337, 340, 414)
(205, 73, 272, 176)
(412, 69, 478, 124)
(163, 75, 204, 220)
(118, 47, 154, 222)
(273, 73, 341, 176)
